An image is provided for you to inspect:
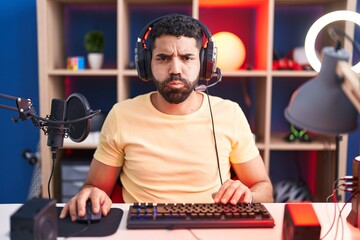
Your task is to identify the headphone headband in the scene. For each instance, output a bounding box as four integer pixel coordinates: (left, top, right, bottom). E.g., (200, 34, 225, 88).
(137, 15, 213, 42)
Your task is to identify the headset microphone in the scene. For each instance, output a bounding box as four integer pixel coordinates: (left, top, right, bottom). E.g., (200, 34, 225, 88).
(195, 67, 222, 92)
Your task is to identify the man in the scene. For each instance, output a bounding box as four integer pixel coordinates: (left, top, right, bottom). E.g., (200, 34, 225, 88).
(60, 13, 273, 222)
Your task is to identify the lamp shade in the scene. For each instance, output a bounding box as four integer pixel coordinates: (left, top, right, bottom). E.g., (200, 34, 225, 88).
(284, 47, 358, 135)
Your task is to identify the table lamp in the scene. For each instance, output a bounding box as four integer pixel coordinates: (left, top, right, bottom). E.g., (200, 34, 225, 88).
(212, 31, 246, 70)
(284, 46, 359, 134)
(283, 10, 360, 228)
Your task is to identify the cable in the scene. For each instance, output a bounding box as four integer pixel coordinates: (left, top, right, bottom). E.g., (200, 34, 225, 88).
(188, 229, 202, 240)
(321, 189, 339, 240)
(47, 150, 57, 199)
(333, 190, 358, 240)
(327, 26, 360, 57)
(205, 87, 223, 185)
(321, 177, 358, 240)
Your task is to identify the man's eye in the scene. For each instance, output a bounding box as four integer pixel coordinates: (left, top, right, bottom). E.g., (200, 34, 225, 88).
(157, 56, 169, 61)
(182, 55, 194, 61)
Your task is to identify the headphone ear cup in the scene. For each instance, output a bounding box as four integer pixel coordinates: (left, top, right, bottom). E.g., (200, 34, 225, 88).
(135, 42, 152, 81)
(199, 42, 216, 81)
(199, 47, 205, 81)
(135, 42, 147, 81)
(144, 49, 152, 81)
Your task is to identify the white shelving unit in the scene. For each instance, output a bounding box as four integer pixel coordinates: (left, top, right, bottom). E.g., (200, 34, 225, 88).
(36, 0, 357, 201)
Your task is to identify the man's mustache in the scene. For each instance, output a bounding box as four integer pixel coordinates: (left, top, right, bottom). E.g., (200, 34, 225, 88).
(164, 75, 188, 84)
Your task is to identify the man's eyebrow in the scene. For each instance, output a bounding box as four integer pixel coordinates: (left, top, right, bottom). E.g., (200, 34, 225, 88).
(154, 53, 196, 58)
(154, 53, 171, 57)
(180, 53, 196, 57)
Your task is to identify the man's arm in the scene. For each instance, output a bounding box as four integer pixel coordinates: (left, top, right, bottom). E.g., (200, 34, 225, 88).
(213, 155, 274, 204)
(83, 158, 121, 195)
(59, 158, 121, 221)
(232, 155, 274, 202)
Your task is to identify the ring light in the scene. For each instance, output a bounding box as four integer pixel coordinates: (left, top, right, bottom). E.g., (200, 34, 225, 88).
(304, 10, 360, 73)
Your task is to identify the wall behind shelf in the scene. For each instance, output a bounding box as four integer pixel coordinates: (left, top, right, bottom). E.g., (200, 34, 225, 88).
(269, 151, 320, 198)
(0, 1, 39, 203)
(65, 76, 117, 115)
(64, 4, 117, 69)
(199, 7, 257, 69)
(273, 6, 324, 57)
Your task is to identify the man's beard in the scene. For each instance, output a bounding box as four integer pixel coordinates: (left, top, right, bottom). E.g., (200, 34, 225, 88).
(153, 75, 198, 104)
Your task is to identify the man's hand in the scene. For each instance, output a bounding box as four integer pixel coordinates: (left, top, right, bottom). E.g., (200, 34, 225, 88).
(59, 185, 112, 221)
(212, 179, 252, 205)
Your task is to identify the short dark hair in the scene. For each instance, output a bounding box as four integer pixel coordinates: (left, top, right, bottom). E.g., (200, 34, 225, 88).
(149, 14, 203, 50)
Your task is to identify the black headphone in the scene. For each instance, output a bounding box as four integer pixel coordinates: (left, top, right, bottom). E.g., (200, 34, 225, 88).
(135, 15, 217, 82)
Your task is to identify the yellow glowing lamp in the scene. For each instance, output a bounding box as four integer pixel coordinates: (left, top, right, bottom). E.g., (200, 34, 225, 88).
(212, 31, 246, 70)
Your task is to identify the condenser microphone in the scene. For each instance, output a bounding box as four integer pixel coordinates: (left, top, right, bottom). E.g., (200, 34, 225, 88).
(195, 67, 222, 92)
(47, 99, 67, 149)
(46, 93, 100, 149)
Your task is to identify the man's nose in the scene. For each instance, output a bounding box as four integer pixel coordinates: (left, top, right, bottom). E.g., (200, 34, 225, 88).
(169, 58, 181, 75)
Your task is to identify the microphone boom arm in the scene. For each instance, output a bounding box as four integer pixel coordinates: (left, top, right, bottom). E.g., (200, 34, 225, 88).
(0, 93, 38, 123)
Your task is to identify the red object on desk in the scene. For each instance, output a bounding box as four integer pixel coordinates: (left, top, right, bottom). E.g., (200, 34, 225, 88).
(282, 203, 321, 240)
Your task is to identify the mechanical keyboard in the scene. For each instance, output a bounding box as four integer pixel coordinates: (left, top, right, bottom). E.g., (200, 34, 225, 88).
(126, 202, 275, 229)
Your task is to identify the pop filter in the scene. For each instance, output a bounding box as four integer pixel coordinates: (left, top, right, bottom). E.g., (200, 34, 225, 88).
(65, 93, 92, 143)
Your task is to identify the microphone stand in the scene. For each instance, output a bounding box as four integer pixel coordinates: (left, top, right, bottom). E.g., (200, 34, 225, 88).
(1, 92, 100, 199)
(0, 93, 58, 199)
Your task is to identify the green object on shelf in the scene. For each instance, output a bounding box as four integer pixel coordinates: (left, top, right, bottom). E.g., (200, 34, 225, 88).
(286, 124, 312, 142)
(84, 31, 104, 53)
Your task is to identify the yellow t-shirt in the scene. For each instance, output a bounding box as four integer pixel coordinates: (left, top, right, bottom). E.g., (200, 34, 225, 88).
(94, 92, 259, 203)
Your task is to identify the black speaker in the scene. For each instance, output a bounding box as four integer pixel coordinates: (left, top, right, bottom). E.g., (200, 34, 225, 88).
(135, 14, 217, 82)
(11, 198, 57, 240)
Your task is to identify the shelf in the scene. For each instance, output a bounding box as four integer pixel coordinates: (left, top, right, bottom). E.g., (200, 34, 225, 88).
(221, 70, 268, 77)
(55, 0, 116, 3)
(63, 132, 99, 149)
(48, 69, 118, 76)
(269, 133, 336, 150)
(122, 69, 139, 77)
(271, 70, 317, 77)
(275, 0, 348, 6)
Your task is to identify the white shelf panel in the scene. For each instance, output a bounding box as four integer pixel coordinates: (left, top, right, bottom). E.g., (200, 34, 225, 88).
(48, 69, 118, 76)
(269, 133, 336, 151)
(63, 132, 99, 149)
